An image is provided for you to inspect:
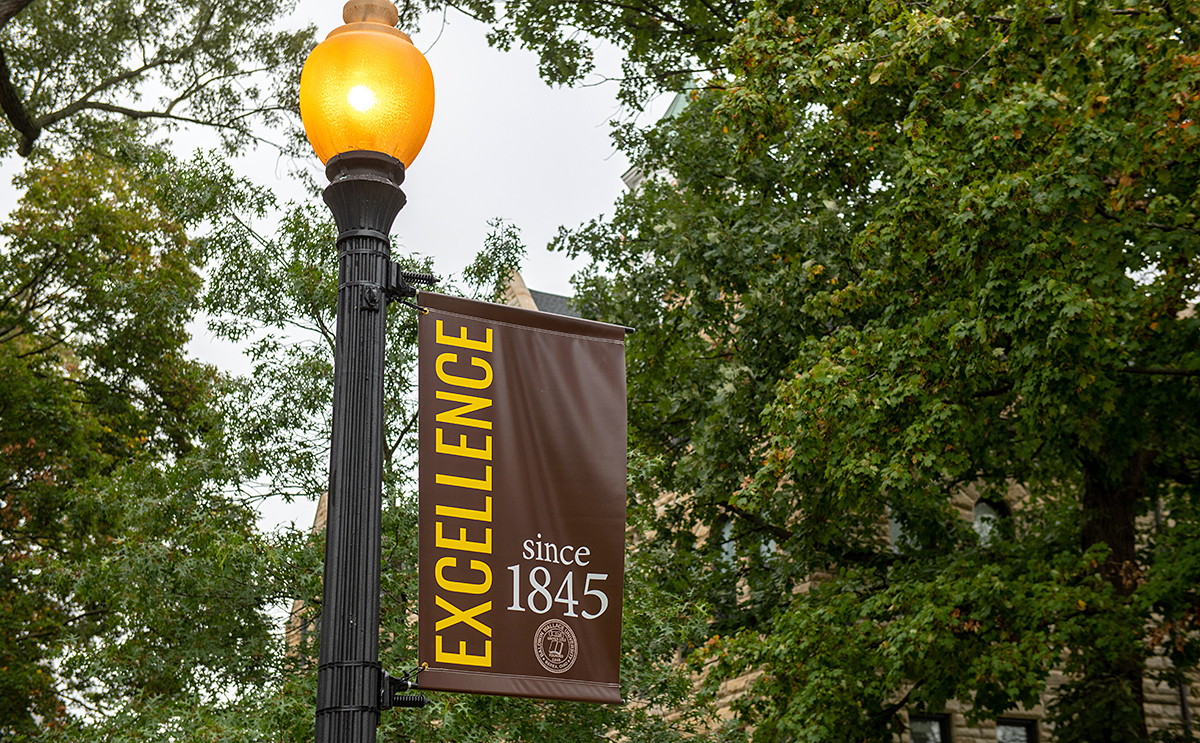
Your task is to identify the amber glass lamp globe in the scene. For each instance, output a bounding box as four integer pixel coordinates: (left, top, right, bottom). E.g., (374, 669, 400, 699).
(299, 0, 434, 167)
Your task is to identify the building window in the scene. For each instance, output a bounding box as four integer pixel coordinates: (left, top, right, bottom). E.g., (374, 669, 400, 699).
(889, 505, 915, 553)
(910, 713, 950, 742)
(996, 718, 1038, 743)
(972, 498, 1011, 545)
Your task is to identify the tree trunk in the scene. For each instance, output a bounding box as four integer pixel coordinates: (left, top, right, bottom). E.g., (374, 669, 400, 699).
(1076, 448, 1153, 741)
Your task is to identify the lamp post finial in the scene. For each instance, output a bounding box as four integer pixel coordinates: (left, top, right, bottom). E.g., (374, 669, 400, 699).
(342, 0, 399, 26)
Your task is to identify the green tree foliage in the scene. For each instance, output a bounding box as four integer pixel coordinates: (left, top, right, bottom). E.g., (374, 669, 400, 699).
(0, 0, 327, 733)
(509, 0, 1200, 740)
(0, 0, 717, 739)
(447, 0, 749, 107)
(360, 0, 749, 107)
(0, 0, 314, 157)
(190, 179, 718, 741)
(462, 218, 527, 302)
(0, 153, 292, 737)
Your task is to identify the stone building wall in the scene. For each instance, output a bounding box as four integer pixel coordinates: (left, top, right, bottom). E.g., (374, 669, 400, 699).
(705, 662, 1197, 741)
(284, 491, 327, 656)
(697, 475, 1199, 742)
(284, 275, 1197, 740)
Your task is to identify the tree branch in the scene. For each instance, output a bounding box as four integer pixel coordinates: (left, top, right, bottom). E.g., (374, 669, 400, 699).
(35, 46, 212, 131)
(0, 245, 65, 319)
(162, 60, 283, 118)
(565, 0, 699, 36)
(8, 1, 216, 152)
(41, 101, 248, 133)
(19, 607, 110, 641)
(47, 56, 184, 125)
(574, 64, 726, 90)
(1119, 366, 1200, 377)
(720, 501, 795, 543)
(0, 0, 36, 28)
(985, 8, 1152, 25)
(0, 45, 40, 155)
(1143, 221, 1200, 236)
(872, 679, 922, 726)
(312, 306, 336, 352)
(972, 381, 1014, 399)
(694, 0, 740, 30)
(15, 335, 67, 359)
(386, 408, 419, 464)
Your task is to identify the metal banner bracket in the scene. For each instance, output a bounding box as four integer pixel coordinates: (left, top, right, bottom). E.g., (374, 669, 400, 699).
(383, 262, 438, 301)
(380, 663, 429, 711)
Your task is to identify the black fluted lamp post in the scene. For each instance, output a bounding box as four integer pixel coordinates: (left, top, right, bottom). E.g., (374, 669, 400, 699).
(298, 2, 435, 741)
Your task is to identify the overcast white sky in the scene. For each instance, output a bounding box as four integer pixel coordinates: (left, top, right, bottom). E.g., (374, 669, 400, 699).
(182, 3, 661, 362)
(0, 1, 667, 532)
(0, 3, 663, 299)
(259, 4, 666, 529)
(262, 1, 659, 297)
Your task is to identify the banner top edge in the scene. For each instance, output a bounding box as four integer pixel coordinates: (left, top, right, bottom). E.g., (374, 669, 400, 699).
(417, 290, 626, 341)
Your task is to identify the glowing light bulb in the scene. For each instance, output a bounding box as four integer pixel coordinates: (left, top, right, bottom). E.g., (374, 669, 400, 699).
(347, 85, 377, 112)
(298, 1, 435, 166)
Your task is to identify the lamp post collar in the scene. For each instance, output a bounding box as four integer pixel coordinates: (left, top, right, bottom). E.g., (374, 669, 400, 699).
(325, 150, 406, 186)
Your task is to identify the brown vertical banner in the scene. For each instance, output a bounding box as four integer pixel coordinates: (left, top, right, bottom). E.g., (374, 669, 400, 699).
(416, 291, 626, 704)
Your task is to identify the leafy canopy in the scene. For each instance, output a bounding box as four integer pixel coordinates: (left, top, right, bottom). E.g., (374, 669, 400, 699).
(0, 150, 301, 737)
(0, 0, 314, 157)
(508, 0, 1200, 739)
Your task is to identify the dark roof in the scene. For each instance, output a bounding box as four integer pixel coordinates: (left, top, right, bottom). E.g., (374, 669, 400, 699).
(528, 289, 580, 318)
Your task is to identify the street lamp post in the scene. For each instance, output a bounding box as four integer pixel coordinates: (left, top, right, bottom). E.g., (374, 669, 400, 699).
(298, 3, 435, 742)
